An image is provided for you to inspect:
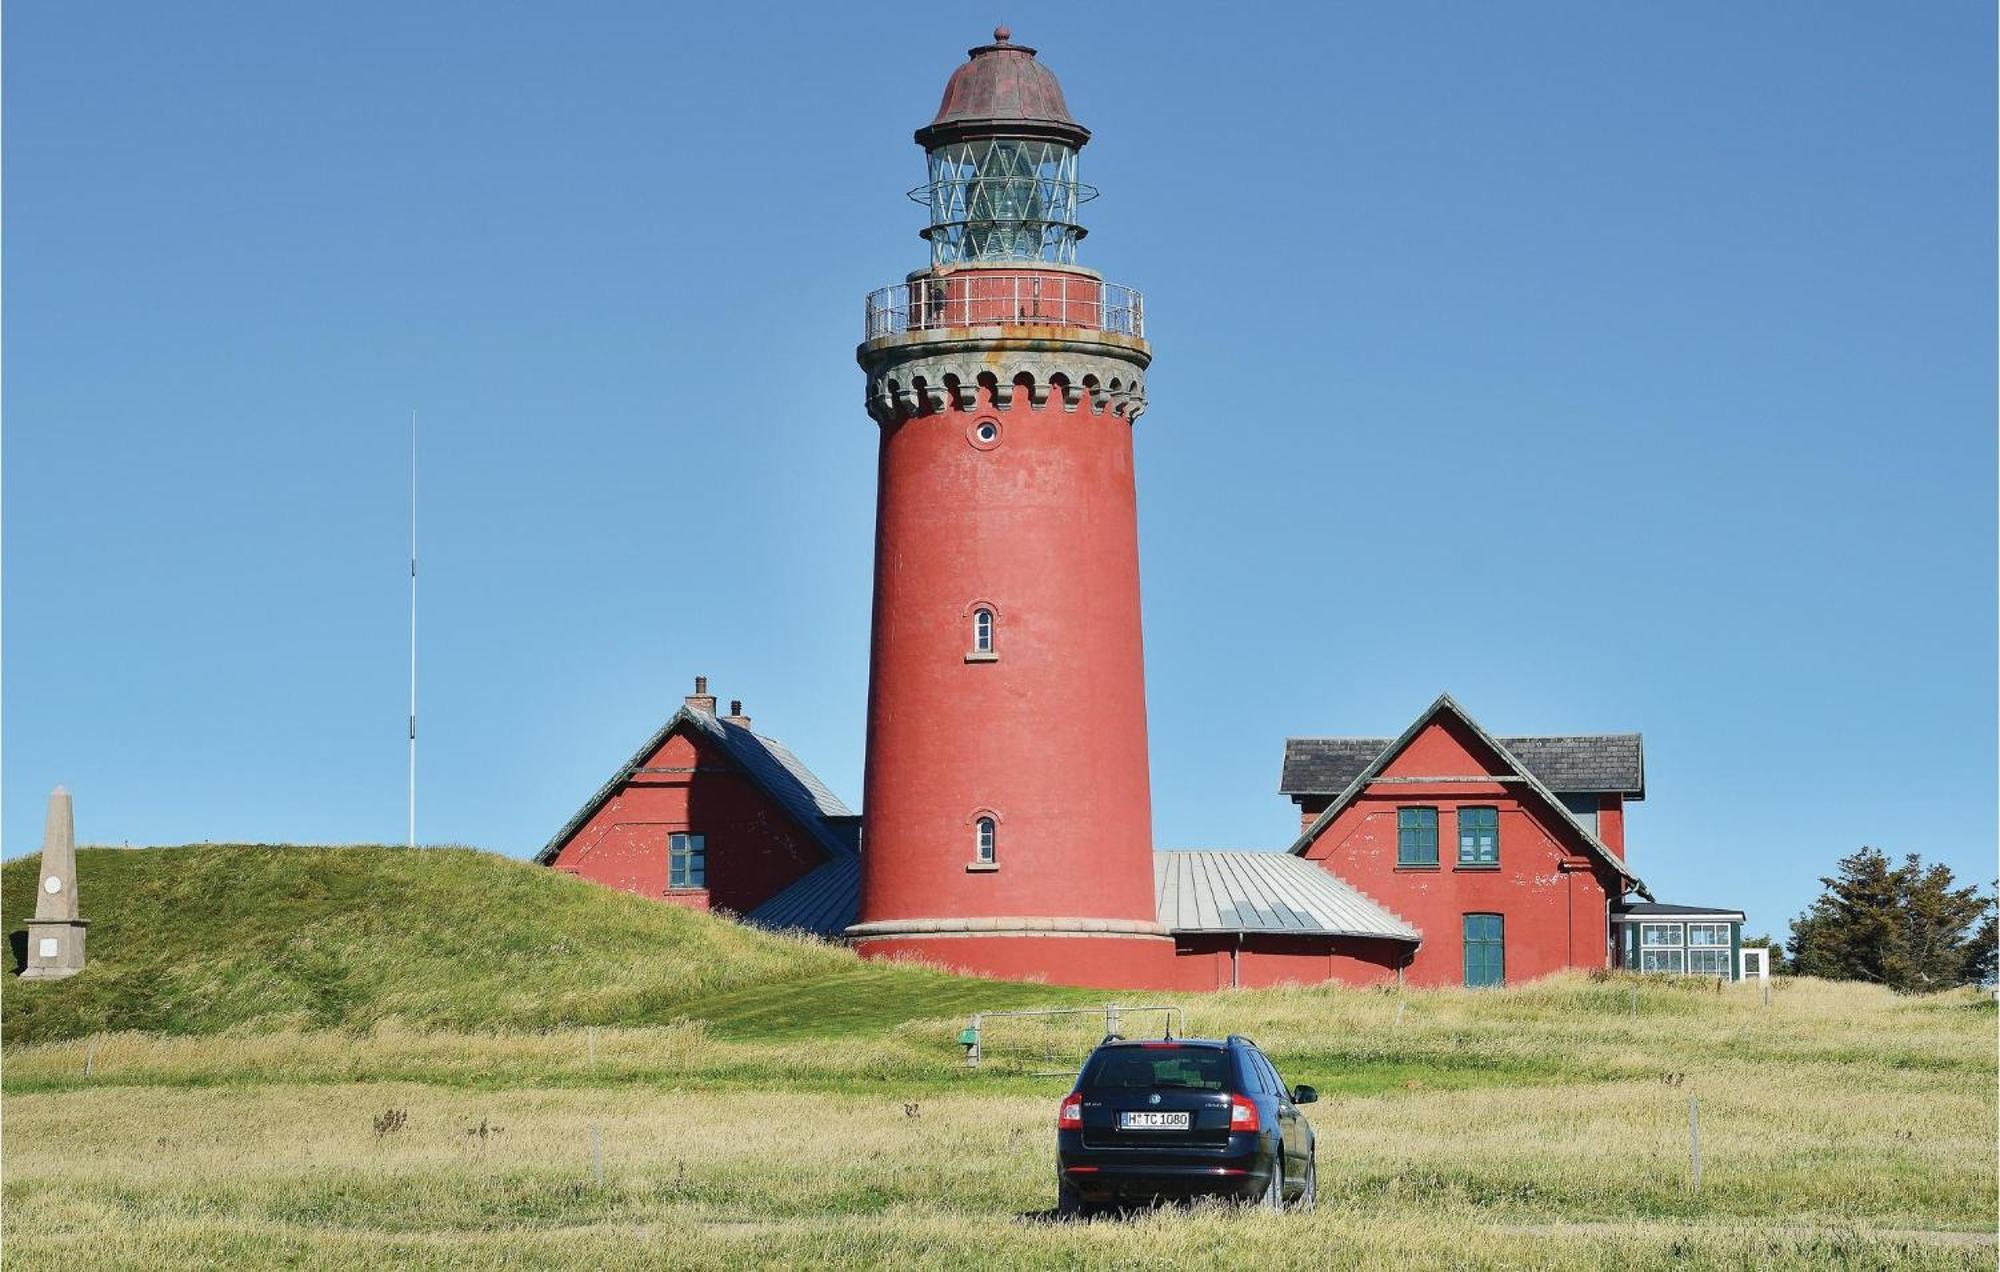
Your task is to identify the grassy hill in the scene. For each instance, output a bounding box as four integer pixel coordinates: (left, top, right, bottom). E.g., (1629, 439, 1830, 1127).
(0, 845, 1097, 1045)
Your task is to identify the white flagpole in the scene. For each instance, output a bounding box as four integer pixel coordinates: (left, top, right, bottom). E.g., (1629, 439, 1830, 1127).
(409, 409, 418, 851)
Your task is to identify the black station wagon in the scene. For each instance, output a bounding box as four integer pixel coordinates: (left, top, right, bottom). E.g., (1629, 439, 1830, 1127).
(1055, 1035, 1317, 1215)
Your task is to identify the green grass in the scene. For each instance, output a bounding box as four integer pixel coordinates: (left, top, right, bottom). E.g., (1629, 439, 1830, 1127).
(1, 845, 1104, 1045)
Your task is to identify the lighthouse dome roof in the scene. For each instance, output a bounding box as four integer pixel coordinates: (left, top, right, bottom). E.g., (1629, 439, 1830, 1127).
(916, 28, 1091, 150)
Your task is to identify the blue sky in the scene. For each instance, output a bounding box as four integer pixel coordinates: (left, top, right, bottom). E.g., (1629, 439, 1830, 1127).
(6, 2, 1993, 939)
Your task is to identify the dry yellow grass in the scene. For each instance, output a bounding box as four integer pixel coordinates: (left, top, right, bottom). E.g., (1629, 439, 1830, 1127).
(3, 974, 1993, 1268)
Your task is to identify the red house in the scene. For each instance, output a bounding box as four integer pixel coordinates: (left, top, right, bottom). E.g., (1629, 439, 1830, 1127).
(1281, 694, 1650, 988)
(538, 678, 860, 930)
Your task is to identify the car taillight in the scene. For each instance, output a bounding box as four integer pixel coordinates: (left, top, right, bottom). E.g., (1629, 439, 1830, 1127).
(1058, 1093, 1084, 1130)
(1229, 1094, 1260, 1132)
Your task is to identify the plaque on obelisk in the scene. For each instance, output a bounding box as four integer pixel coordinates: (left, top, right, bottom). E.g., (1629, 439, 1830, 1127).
(21, 786, 87, 980)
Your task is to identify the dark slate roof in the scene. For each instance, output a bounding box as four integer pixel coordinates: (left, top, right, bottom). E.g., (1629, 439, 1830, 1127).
(1155, 851, 1418, 940)
(537, 707, 855, 865)
(1282, 733, 1644, 799)
(1284, 694, 1650, 899)
(1613, 902, 1745, 920)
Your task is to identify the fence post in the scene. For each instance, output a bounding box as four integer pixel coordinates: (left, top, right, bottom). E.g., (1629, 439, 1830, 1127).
(1394, 1000, 1407, 1027)
(1630, 987, 1638, 1018)
(1762, 981, 1771, 1009)
(1687, 1096, 1701, 1193)
(84, 1034, 99, 1078)
(587, 1026, 596, 1068)
(590, 1124, 604, 1186)
(1106, 1003, 1120, 1039)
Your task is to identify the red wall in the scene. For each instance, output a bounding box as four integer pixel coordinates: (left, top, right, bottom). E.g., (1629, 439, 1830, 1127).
(1299, 715, 1624, 988)
(855, 931, 1408, 991)
(856, 934, 1180, 989)
(1597, 796, 1626, 857)
(858, 374, 1157, 934)
(548, 728, 826, 916)
(1167, 935, 1407, 990)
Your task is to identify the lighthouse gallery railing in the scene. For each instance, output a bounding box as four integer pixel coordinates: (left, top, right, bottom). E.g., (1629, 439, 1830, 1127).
(865, 273, 1145, 341)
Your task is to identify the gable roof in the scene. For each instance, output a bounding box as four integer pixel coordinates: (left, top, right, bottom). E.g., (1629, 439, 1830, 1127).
(1283, 733, 1644, 799)
(537, 706, 855, 865)
(1155, 851, 1419, 941)
(1284, 693, 1651, 899)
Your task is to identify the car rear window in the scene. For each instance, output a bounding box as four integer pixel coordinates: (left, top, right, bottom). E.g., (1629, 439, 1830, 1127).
(1081, 1046, 1231, 1092)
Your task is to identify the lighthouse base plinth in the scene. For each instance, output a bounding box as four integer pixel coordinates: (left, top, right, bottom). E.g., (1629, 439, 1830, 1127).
(850, 919, 1178, 988)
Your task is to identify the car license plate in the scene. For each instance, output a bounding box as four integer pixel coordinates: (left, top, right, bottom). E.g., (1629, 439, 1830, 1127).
(1119, 1110, 1190, 1130)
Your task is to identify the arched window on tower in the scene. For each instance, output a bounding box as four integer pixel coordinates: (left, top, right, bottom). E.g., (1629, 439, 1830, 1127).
(972, 607, 995, 654)
(975, 816, 997, 864)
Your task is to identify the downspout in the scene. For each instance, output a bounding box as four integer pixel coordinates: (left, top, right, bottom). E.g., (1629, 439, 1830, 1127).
(1231, 932, 1242, 989)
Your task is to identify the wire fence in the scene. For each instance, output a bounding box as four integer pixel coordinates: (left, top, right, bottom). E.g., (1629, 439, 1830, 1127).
(960, 1004, 1184, 1075)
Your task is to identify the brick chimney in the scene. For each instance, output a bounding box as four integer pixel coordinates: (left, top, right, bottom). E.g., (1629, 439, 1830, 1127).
(684, 675, 717, 716)
(722, 699, 752, 729)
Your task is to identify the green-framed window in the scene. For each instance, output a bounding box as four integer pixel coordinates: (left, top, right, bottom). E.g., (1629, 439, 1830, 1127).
(1458, 806, 1499, 865)
(1397, 807, 1438, 867)
(669, 832, 706, 889)
(1463, 913, 1505, 987)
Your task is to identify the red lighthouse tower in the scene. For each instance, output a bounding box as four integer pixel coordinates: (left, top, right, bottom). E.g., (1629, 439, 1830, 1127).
(848, 29, 1172, 985)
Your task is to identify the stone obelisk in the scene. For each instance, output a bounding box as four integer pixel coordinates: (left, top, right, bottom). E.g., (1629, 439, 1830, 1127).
(22, 786, 87, 980)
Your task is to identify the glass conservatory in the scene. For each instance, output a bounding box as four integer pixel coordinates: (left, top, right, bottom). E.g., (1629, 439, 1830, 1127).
(1613, 903, 1746, 980)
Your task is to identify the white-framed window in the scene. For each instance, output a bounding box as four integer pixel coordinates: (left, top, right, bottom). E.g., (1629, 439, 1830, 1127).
(1640, 948, 1685, 973)
(975, 816, 997, 864)
(972, 608, 994, 653)
(669, 832, 706, 889)
(1688, 948, 1732, 976)
(1688, 923, 1729, 947)
(1639, 922, 1684, 948)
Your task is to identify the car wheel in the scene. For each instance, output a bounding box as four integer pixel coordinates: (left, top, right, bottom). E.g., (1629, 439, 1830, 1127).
(1057, 1180, 1089, 1220)
(1262, 1152, 1285, 1211)
(1293, 1152, 1316, 1213)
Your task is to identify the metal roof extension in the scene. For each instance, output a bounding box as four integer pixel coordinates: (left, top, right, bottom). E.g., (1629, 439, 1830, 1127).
(742, 849, 1425, 943)
(1155, 851, 1419, 942)
(745, 853, 861, 937)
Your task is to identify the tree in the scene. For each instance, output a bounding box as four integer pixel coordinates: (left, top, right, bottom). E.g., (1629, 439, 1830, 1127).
(1740, 933, 1785, 974)
(1961, 894, 1998, 987)
(1787, 848, 1994, 992)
